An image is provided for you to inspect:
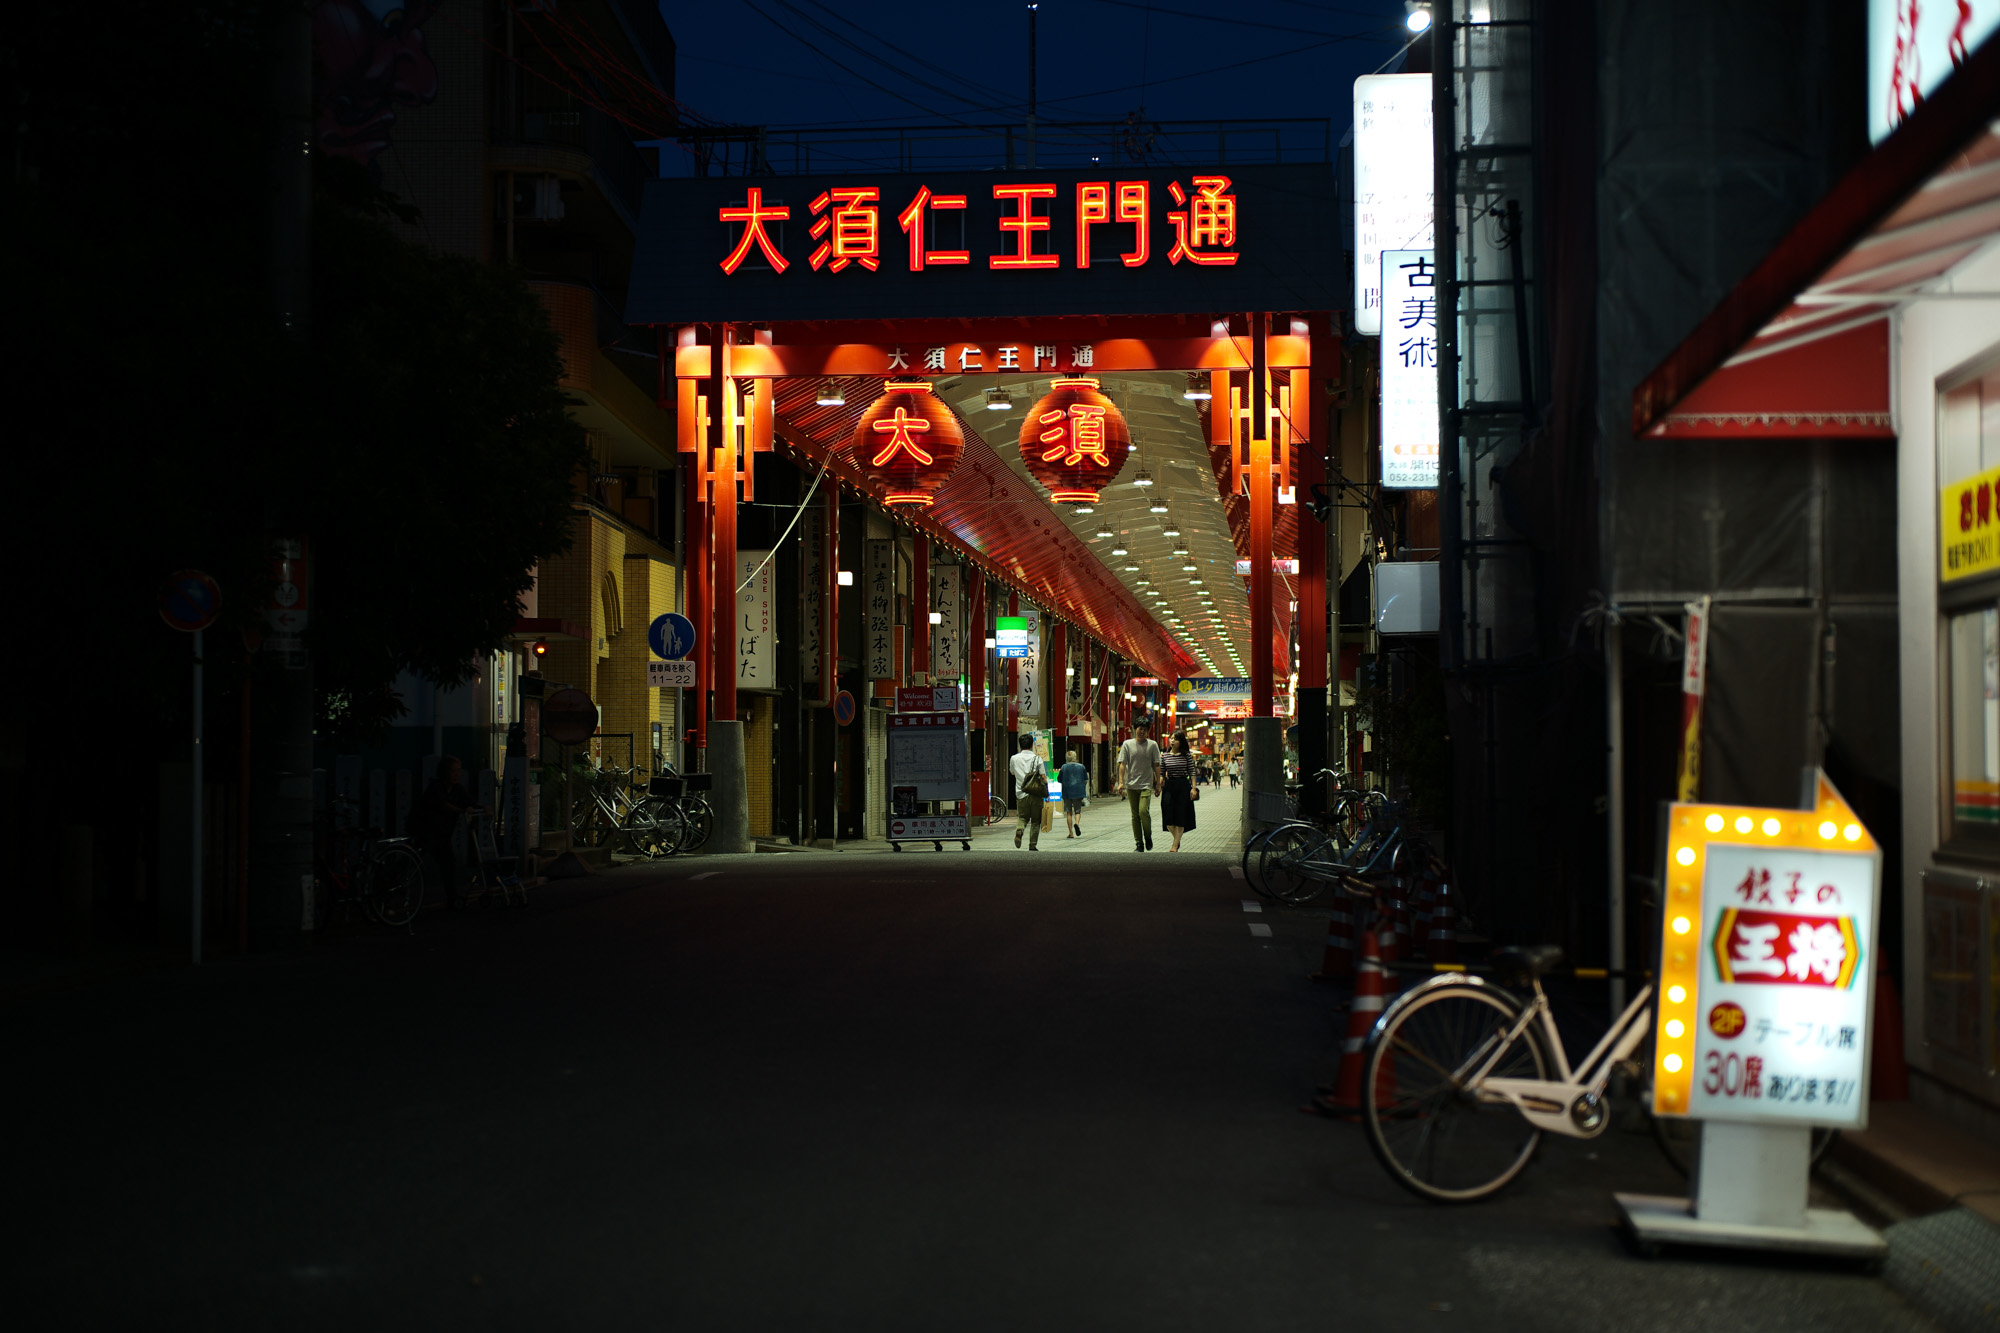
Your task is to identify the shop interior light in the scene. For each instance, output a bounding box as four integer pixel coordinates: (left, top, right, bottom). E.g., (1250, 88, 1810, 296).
(815, 379, 846, 407)
(1183, 372, 1212, 401)
(984, 386, 1014, 411)
(984, 635, 997, 647)
(837, 570, 854, 586)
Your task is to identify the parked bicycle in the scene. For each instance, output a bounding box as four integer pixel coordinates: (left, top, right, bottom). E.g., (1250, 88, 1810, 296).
(314, 797, 426, 929)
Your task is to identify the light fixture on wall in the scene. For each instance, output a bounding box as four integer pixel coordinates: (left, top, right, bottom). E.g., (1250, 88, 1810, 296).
(837, 570, 854, 586)
(929, 611, 943, 624)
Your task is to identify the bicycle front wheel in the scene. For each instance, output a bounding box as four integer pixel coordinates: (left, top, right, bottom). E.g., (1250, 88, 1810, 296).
(369, 845, 427, 928)
(1263, 824, 1331, 905)
(1363, 982, 1549, 1203)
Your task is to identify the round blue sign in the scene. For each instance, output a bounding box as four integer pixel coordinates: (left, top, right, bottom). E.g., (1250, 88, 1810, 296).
(832, 690, 857, 727)
(649, 612, 697, 660)
(160, 570, 221, 633)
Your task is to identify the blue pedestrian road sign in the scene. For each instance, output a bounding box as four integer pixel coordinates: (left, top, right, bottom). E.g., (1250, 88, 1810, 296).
(649, 612, 697, 660)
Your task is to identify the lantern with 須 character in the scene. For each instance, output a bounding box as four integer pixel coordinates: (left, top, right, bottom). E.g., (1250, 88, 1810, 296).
(849, 379, 965, 506)
(1019, 377, 1132, 504)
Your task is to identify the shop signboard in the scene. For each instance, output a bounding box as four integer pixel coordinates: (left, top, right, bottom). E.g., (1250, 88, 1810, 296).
(1229, 560, 1300, 577)
(896, 685, 960, 712)
(1380, 249, 1439, 489)
(930, 563, 962, 681)
(801, 506, 824, 684)
(1176, 676, 1253, 702)
(995, 615, 1030, 658)
(736, 550, 775, 689)
(1869, 0, 2000, 144)
(1651, 772, 1881, 1129)
(1939, 461, 2000, 582)
(1353, 74, 1433, 337)
(887, 815, 973, 841)
(865, 539, 896, 681)
(1015, 608, 1042, 723)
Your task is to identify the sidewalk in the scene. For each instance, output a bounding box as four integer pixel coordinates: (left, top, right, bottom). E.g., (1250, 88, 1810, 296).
(1824, 1099, 2000, 1331)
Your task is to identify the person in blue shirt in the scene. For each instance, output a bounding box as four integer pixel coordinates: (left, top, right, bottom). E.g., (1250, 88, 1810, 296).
(1058, 749, 1090, 839)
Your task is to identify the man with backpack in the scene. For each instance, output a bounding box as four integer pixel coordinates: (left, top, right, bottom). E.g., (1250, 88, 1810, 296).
(1009, 734, 1048, 850)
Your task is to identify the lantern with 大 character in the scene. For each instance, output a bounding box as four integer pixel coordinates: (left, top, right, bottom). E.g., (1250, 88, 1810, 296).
(849, 379, 965, 506)
(1018, 377, 1132, 504)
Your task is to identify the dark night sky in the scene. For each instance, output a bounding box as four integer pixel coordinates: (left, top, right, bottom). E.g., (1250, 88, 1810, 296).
(657, 0, 1419, 174)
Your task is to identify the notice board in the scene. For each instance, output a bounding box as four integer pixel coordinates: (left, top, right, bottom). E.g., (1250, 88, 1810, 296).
(888, 711, 970, 802)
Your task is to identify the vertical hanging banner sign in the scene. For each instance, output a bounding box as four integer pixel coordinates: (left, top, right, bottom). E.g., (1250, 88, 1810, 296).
(736, 551, 775, 690)
(930, 564, 962, 682)
(1016, 607, 1043, 724)
(865, 539, 896, 681)
(1677, 595, 1712, 803)
(800, 508, 824, 685)
(1353, 74, 1434, 337)
(1379, 249, 1439, 489)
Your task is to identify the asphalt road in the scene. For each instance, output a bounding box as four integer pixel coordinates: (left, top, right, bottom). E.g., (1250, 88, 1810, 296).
(12, 846, 1934, 1331)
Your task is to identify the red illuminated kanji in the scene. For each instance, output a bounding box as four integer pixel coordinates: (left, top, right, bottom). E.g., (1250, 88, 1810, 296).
(808, 187, 881, 272)
(718, 187, 791, 275)
(1077, 182, 1109, 268)
(1117, 182, 1149, 266)
(896, 186, 969, 271)
(1037, 404, 1111, 469)
(1167, 175, 1239, 266)
(870, 406, 935, 467)
(1964, 488, 1977, 532)
(1981, 481, 1992, 527)
(990, 183, 1059, 270)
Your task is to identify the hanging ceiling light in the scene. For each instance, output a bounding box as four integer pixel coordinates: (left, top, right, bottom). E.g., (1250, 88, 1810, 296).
(816, 379, 847, 407)
(1181, 561, 1199, 572)
(1111, 544, 1128, 556)
(1123, 562, 1140, 571)
(1095, 523, 1114, 539)
(1149, 497, 1169, 513)
(1072, 502, 1095, 515)
(1183, 372, 1212, 402)
(1133, 469, 1154, 488)
(1161, 517, 1181, 537)
(984, 386, 1014, 411)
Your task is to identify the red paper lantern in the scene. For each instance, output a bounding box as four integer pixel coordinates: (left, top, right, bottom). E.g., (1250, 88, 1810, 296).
(849, 379, 965, 506)
(1018, 377, 1132, 503)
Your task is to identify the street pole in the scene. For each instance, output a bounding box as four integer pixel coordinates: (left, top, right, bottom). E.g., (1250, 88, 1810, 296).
(1026, 3, 1038, 169)
(191, 628, 203, 965)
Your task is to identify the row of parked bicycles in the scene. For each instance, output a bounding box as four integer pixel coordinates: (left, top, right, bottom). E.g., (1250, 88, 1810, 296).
(566, 763, 717, 859)
(1248, 771, 1837, 1206)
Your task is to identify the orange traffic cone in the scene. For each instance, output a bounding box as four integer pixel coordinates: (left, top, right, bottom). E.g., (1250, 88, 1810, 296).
(1311, 898, 1356, 981)
(1315, 923, 1396, 1116)
(1427, 879, 1459, 964)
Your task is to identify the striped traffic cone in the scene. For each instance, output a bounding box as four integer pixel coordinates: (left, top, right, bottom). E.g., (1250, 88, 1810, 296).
(1313, 923, 1396, 1116)
(1310, 898, 1356, 981)
(1381, 881, 1409, 964)
(1412, 874, 1438, 960)
(1426, 879, 1459, 964)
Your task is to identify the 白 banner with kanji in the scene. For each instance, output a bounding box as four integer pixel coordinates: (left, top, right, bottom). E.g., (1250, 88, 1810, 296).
(800, 507, 824, 686)
(1652, 775, 1881, 1130)
(736, 551, 775, 690)
(1379, 248, 1438, 489)
(865, 539, 895, 682)
(930, 563, 961, 682)
(628, 166, 1338, 325)
(1015, 607, 1042, 724)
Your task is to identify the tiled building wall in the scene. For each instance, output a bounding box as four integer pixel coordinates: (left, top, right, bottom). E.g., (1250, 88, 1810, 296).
(369, 5, 489, 260)
(536, 510, 624, 710)
(604, 554, 679, 770)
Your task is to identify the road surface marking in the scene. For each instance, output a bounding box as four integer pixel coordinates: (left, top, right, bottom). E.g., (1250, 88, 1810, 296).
(691, 871, 723, 880)
(1242, 900, 1262, 913)
(1247, 923, 1273, 938)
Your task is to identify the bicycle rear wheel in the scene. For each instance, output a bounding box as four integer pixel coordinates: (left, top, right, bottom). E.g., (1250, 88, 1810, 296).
(1363, 982, 1549, 1202)
(683, 797, 714, 851)
(369, 845, 427, 927)
(1263, 824, 1333, 905)
(1241, 824, 1282, 896)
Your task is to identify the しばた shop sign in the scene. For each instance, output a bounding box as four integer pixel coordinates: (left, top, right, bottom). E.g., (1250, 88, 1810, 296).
(1651, 773, 1880, 1130)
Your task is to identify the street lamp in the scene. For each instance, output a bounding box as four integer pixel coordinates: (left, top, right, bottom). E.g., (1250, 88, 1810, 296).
(1405, 1, 1432, 32)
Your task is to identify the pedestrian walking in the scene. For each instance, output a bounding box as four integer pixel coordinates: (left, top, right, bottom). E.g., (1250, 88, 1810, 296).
(1227, 756, 1241, 789)
(1059, 749, 1090, 839)
(1009, 735, 1047, 850)
(1159, 731, 1199, 851)
(1116, 719, 1162, 852)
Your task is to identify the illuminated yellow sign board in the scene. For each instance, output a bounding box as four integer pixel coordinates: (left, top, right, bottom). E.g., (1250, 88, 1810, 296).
(1652, 772, 1880, 1129)
(1940, 464, 2000, 582)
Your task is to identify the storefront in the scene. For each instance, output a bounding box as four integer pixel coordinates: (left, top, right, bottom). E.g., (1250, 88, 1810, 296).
(1632, 34, 2000, 1120)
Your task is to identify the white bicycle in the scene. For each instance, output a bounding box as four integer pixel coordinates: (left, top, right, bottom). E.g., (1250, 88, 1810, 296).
(1360, 945, 1656, 1202)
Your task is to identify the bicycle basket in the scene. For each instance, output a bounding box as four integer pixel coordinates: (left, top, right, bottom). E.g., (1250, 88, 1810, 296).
(680, 772, 713, 793)
(649, 775, 686, 799)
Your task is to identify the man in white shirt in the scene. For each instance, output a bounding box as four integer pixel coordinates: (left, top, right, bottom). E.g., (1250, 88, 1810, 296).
(1008, 735, 1046, 849)
(1116, 719, 1163, 852)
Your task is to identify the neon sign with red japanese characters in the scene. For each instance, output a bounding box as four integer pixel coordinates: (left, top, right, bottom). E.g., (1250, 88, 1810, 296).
(1018, 377, 1132, 504)
(1651, 774, 1881, 1130)
(716, 177, 1241, 277)
(849, 380, 964, 506)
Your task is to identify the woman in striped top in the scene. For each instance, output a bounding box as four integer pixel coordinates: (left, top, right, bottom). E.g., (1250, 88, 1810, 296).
(1159, 731, 1198, 851)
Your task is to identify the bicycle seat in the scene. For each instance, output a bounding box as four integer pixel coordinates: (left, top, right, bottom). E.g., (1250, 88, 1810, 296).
(1491, 944, 1565, 977)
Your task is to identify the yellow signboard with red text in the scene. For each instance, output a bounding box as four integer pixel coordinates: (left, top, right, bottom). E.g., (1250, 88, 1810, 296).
(1652, 772, 1880, 1129)
(1940, 464, 2000, 582)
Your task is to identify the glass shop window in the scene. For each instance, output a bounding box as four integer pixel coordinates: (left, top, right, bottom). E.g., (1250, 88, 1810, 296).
(1946, 607, 2000, 844)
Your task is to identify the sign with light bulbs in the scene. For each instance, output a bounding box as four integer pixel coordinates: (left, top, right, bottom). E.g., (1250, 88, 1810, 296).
(1651, 771, 1880, 1130)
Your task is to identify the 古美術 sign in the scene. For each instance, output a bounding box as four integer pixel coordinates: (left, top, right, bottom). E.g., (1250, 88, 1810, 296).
(627, 166, 1339, 325)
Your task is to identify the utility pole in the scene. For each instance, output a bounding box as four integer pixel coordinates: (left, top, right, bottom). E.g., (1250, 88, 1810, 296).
(1026, 3, 1039, 169)
(249, 0, 315, 948)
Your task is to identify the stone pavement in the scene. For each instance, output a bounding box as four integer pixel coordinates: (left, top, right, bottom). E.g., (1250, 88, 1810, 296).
(964, 781, 1244, 856)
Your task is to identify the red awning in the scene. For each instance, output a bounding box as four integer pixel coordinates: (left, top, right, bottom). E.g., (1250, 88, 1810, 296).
(1632, 36, 2000, 439)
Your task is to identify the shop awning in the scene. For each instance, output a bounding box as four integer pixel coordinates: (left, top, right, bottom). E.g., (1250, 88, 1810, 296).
(1632, 36, 2000, 439)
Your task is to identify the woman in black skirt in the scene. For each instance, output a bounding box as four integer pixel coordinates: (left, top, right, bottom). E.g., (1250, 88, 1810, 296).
(1159, 730, 1198, 851)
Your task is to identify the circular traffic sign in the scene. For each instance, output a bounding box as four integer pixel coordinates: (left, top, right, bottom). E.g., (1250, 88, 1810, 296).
(832, 690, 857, 726)
(160, 570, 221, 632)
(542, 688, 599, 746)
(649, 612, 698, 661)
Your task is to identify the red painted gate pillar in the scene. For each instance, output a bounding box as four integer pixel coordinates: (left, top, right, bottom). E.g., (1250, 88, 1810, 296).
(968, 572, 987, 818)
(912, 533, 929, 680)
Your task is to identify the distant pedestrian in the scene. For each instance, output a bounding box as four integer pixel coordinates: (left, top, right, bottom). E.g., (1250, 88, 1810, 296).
(1058, 749, 1090, 839)
(1009, 735, 1047, 850)
(1228, 756, 1241, 789)
(1160, 731, 1198, 852)
(413, 756, 480, 906)
(1117, 719, 1162, 852)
